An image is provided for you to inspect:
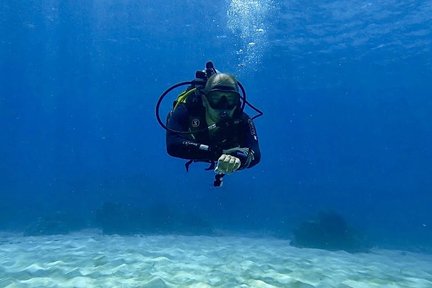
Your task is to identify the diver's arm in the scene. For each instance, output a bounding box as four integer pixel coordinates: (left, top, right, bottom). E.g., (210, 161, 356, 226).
(166, 105, 220, 161)
(218, 115, 261, 170)
(238, 115, 261, 169)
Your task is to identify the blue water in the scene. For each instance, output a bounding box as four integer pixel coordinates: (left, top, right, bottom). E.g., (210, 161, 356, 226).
(1, 0, 431, 250)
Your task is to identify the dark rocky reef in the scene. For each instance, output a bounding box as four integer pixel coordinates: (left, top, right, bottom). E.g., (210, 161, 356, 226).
(94, 202, 213, 235)
(291, 211, 371, 252)
(24, 211, 84, 236)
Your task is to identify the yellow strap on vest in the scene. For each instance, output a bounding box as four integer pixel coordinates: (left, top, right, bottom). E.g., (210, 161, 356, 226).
(174, 88, 197, 111)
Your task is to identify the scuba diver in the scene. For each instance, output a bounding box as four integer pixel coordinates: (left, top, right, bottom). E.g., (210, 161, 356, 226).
(156, 62, 262, 187)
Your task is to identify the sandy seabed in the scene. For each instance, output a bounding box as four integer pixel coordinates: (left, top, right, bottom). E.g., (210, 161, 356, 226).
(0, 231, 431, 288)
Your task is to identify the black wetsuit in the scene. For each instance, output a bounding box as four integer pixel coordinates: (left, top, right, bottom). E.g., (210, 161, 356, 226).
(166, 99, 261, 169)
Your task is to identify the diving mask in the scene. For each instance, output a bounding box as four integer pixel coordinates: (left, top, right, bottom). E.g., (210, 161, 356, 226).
(206, 91, 240, 110)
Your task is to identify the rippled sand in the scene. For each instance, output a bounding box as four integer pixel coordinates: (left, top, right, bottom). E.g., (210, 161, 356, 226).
(0, 231, 431, 287)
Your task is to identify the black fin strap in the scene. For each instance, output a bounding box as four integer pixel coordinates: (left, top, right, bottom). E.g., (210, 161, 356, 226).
(185, 160, 194, 172)
(185, 160, 215, 172)
(205, 161, 216, 171)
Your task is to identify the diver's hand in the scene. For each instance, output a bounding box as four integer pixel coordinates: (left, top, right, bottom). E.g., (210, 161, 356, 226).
(222, 147, 255, 168)
(214, 154, 241, 174)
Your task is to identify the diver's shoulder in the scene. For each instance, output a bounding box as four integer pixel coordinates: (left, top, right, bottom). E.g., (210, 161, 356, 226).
(238, 111, 253, 121)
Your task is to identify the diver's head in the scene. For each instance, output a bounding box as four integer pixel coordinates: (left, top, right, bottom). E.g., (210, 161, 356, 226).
(202, 73, 240, 122)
